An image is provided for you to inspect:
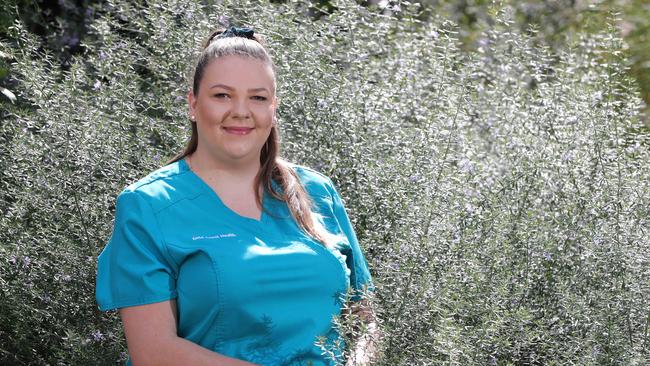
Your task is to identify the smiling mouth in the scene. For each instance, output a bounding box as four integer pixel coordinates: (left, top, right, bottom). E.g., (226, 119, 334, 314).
(223, 127, 254, 135)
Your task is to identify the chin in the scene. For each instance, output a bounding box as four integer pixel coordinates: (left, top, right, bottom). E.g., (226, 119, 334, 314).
(225, 149, 262, 162)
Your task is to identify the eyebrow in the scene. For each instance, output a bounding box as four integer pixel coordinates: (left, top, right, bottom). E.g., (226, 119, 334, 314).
(209, 84, 269, 93)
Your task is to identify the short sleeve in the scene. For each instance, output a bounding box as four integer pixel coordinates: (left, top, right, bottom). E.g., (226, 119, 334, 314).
(96, 190, 177, 311)
(329, 183, 375, 302)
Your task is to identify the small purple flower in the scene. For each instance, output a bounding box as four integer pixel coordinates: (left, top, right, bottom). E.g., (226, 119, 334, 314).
(22, 256, 31, 268)
(489, 355, 497, 366)
(93, 80, 101, 90)
(68, 34, 80, 47)
(543, 251, 552, 261)
(458, 158, 473, 173)
(99, 51, 107, 61)
(91, 330, 104, 342)
(119, 352, 128, 361)
(58, 0, 77, 10)
(9, 255, 16, 265)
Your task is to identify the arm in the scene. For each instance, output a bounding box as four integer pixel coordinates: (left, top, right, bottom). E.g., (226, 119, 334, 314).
(343, 299, 383, 366)
(120, 300, 258, 366)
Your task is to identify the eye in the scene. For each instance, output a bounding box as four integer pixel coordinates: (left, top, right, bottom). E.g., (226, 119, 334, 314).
(251, 95, 267, 101)
(213, 93, 229, 99)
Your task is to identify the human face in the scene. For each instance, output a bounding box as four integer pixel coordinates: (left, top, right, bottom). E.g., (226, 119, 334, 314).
(188, 55, 277, 168)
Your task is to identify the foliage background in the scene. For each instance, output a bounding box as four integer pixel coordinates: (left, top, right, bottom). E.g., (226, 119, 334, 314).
(1, 0, 649, 365)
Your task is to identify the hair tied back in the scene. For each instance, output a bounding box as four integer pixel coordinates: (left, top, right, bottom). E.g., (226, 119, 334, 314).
(205, 26, 256, 48)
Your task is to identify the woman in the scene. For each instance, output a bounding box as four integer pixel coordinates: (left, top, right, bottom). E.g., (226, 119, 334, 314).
(96, 27, 380, 365)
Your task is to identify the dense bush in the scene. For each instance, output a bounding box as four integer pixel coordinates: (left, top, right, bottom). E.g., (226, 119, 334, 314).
(1, 0, 649, 364)
(417, 0, 650, 124)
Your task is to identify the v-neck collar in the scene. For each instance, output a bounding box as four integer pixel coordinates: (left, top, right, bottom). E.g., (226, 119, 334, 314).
(179, 157, 268, 225)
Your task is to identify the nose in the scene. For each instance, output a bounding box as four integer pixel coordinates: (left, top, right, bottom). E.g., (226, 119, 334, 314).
(231, 98, 251, 119)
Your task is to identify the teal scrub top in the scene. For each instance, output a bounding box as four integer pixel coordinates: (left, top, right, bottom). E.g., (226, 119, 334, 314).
(95, 159, 374, 366)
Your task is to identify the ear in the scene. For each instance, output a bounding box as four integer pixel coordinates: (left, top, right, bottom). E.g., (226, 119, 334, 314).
(187, 89, 197, 120)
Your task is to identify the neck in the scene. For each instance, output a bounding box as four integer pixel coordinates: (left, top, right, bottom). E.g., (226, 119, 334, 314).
(188, 147, 261, 182)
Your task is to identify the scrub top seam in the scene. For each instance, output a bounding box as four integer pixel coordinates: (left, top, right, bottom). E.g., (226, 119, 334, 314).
(131, 172, 200, 212)
(151, 190, 204, 215)
(128, 164, 188, 188)
(135, 190, 180, 274)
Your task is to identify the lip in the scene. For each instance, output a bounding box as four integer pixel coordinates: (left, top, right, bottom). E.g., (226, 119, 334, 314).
(222, 127, 254, 135)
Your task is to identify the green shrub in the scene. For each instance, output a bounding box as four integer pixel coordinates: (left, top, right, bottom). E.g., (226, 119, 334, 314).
(1, 0, 648, 364)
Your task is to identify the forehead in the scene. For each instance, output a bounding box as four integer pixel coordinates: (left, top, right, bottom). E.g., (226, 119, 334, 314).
(200, 55, 275, 92)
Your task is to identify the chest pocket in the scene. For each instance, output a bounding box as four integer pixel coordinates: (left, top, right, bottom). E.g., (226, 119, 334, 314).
(165, 235, 242, 338)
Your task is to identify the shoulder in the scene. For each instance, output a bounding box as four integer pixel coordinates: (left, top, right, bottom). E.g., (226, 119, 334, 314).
(118, 159, 199, 214)
(288, 163, 337, 198)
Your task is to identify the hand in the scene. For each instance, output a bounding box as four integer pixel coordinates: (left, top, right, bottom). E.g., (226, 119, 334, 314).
(346, 348, 372, 366)
(343, 299, 382, 366)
